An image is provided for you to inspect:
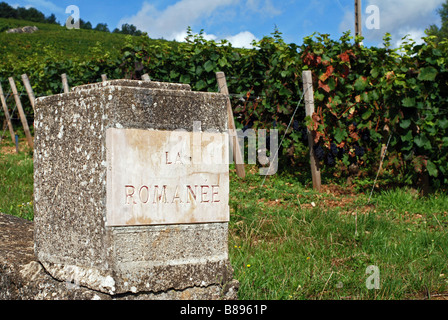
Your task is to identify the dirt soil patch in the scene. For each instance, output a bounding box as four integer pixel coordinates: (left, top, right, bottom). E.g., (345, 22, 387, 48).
(0, 139, 30, 155)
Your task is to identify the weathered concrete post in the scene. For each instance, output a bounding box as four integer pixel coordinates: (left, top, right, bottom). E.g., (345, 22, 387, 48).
(33, 79, 238, 299)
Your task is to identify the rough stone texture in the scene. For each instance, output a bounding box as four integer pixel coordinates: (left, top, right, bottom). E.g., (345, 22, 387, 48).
(72, 79, 191, 92)
(0, 213, 239, 300)
(6, 26, 38, 34)
(105, 129, 229, 226)
(32, 80, 237, 298)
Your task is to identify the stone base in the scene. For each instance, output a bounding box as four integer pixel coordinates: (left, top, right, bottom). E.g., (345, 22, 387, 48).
(0, 213, 239, 300)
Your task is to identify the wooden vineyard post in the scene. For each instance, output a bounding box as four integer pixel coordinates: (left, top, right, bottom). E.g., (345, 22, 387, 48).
(61, 74, 70, 93)
(8, 77, 34, 149)
(0, 82, 17, 147)
(216, 72, 245, 179)
(355, 0, 362, 38)
(355, 0, 363, 46)
(302, 70, 321, 192)
(21, 74, 36, 111)
(101, 74, 108, 82)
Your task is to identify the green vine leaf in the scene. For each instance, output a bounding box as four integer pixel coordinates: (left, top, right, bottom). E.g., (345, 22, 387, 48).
(418, 67, 438, 81)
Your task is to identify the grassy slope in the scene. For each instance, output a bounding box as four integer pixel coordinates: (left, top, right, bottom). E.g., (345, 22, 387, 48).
(0, 18, 128, 62)
(0, 17, 181, 63)
(0, 143, 33, 221)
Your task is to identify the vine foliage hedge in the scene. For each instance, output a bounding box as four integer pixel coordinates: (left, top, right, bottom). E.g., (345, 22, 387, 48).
(1, 28, 448, 188)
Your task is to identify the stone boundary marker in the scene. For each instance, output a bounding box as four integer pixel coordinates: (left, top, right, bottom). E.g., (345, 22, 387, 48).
(1, 79, 239, 300)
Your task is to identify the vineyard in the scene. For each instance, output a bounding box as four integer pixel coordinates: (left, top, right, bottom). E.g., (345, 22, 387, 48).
(1, 19, 448, 191)
(2, 16, 448, 301)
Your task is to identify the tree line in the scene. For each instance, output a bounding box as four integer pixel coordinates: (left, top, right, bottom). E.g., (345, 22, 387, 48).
(426, 0, 448, 42)
(79, 20, 144, 36)
(0, 1, 57, 24)
(0, 1, 143, 36)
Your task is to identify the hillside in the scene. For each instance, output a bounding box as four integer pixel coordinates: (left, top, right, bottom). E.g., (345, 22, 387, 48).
(0, 17, 184, 100)
(0, 17, 131, 62)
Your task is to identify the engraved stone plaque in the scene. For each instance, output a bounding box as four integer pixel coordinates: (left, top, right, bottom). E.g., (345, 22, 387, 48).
(106, 128, 230, 226)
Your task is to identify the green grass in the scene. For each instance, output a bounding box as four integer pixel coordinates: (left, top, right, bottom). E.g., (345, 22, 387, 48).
(0, 17, 128, 62)
(0, 140, 33, 221)
(0, 17, 180, 65)
(228, 166, 448, 300)
(1, 143, 448, 300)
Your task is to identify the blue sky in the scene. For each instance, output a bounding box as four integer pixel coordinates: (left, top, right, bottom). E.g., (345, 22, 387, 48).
(4, 0, 445, 48)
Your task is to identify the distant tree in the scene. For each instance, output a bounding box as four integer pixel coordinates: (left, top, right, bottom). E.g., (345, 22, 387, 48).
(84, 21, 92, 30)
(16, 7, 46, 23)
(426, 0, 448, 42)
(46, 13, 57, 24)
(119, 23, 143, 36)
(94, 23, 110, 32)
(121, 23, 135, 35)
(79, 19, 92, 30)
(0, 2, 17, 19)
(0, 2, 61, 25)
(15, 7, 26, 19)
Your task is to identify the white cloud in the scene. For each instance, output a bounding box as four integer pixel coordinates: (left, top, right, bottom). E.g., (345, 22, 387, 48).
(245, 0, 282, 17)
(24, 0, 65, 14)
(338, 0, 444, 47)
(172, 30, 258, 48)
(173, 30, 218, 42)
(226, 31, 258, 48)
(119, 0, 258, 48)
(394, 28, 427, 47)
(119, 0, 237, 40)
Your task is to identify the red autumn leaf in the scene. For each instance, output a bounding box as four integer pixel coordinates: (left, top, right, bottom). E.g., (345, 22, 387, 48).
(339, 51, 350, 63)
(341, 65, 350, 78)
(314, 131, 324, 144)
(302, 51, 314, 66)
(348, 123, 356, 133)
(337, 141, 345, 149)
(322, 59, 331, 66)
(325, 102, 338, 117)
(386, 71, 395, 80)
(319, 72, 328, 82)
(350, 132, 359, 141)
(318, 80, 330, 93)
(325, 65, 334, 77)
